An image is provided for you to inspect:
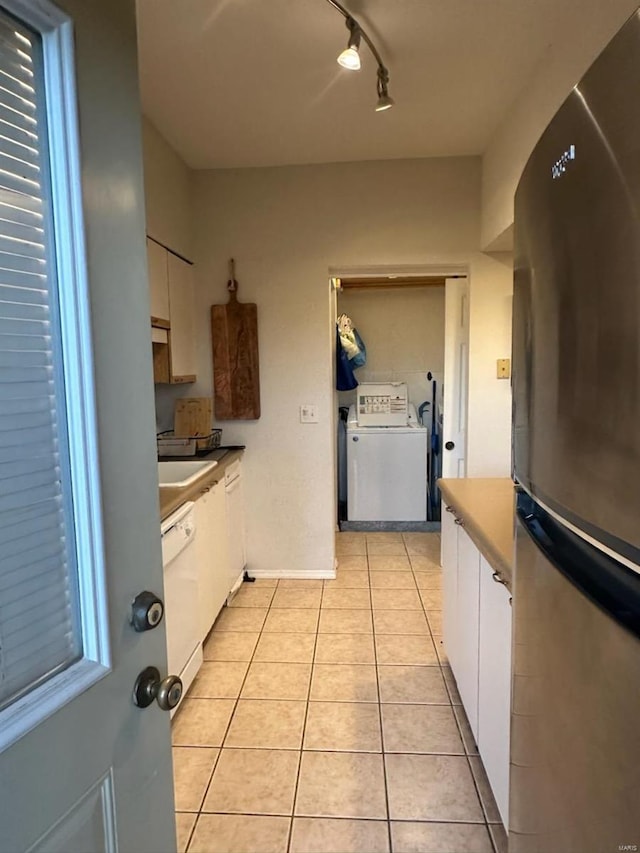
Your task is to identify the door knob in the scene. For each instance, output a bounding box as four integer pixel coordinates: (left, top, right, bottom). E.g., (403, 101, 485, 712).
(133, 666, 183, 711)
(131, 591, 164, 632)
(444, 441, 455, 450)
(352, 436, 359, 442)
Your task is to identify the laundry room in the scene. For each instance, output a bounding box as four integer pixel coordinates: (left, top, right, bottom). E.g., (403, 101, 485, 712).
(335, 275, 447, 530)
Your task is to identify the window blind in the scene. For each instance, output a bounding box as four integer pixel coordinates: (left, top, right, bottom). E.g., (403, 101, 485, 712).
(0, 11, 82, 710)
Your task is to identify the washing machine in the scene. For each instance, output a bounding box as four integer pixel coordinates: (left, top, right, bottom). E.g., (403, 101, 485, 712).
(346, 383, 428, 522)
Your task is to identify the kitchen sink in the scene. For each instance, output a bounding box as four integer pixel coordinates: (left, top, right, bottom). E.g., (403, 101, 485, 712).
(157, 459, 218, 488)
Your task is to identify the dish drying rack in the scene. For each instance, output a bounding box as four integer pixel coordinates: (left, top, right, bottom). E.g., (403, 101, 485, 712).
(157, 429, 222, 457)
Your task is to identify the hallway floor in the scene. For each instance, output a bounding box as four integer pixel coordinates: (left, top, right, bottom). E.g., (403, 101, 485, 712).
(172, 532, 508, 853)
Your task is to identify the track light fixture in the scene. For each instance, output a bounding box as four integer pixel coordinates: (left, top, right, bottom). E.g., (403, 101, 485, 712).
(375, 66, 394, 112)
(337, 18, 361, 70)
(326, 0, 394, 111)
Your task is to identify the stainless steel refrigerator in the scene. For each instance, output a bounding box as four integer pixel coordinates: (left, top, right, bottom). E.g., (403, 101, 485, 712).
(511, 9, 640, 852)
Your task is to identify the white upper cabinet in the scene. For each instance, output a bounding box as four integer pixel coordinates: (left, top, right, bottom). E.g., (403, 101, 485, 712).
(146, 237, 170, 326)
(146, 237, 197, 384)
(167, 251, 197, 382)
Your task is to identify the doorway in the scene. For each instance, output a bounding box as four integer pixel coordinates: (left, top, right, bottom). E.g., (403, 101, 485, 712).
(332, 271, 469, 532)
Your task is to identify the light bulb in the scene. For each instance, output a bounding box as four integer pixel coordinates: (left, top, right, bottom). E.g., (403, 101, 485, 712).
(338, 46, 361, 70)
(375, 93, 394, 111)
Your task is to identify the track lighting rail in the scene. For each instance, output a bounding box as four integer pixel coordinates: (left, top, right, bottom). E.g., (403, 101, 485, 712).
(324, 0, 394, 110)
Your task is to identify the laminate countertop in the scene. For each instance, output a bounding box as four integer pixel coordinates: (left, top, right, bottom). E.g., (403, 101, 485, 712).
(158, 448, 244, 522)
(438, 477, 516, 588)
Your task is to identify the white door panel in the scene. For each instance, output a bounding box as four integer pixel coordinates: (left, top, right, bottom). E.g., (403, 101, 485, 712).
(442, 278, 469, 478)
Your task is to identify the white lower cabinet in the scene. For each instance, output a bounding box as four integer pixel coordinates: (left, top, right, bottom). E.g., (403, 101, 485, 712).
(441, 507, 459, 674)
(195, 480, 230, 642)
(441, 501, 512, 829)
(455, 524, 481, 740)
(478, 555, 512, 827)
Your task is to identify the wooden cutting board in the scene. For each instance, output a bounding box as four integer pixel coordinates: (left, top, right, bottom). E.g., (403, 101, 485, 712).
(211, 261, 260, 420)
(174, 397, 213, 436)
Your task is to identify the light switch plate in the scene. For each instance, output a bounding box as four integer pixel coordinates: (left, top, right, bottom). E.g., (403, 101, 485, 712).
(300, 404, 318, 423)
(497, 358, 511, 379)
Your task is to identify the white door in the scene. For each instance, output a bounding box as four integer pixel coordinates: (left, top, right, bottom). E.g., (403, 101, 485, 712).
(0, 4, 175, 852)
(442, 277, 469, 477)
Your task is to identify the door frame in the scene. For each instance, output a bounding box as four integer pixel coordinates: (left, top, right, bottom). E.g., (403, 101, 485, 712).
(329, 263, 470, 528)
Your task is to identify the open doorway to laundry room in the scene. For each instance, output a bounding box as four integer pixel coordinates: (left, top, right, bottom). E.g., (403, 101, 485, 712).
(331, 271, 469, 534)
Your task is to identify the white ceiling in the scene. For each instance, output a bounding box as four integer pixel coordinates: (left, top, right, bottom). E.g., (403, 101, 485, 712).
(136, 0, 605, 170)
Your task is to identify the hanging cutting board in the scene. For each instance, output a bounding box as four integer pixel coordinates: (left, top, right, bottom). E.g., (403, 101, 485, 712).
(210, 260, 261, 420)
(174, 397, 213, 436)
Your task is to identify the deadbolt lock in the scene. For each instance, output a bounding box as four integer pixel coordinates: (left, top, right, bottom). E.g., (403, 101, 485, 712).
(131, 591, 164, 632)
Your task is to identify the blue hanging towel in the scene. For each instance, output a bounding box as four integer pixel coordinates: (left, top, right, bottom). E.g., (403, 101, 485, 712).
(336, 325, 358, 390)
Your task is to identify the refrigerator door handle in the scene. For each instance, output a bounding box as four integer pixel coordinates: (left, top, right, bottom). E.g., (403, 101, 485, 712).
(517, 496, 640, 639)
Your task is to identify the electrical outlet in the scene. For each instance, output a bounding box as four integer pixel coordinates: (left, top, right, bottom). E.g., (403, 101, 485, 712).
(497, 358, 511, 379)
(300, 404, 318, 423)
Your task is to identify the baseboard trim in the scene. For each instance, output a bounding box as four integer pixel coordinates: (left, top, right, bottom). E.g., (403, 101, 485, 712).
(340, 520, 441, 532)
(246, 569, 336, 580)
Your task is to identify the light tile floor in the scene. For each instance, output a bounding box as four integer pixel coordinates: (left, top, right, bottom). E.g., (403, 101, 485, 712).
(173, 532, 508, 853)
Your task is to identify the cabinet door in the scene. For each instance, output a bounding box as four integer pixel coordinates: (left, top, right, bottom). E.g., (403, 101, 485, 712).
(146, 237, 169, 325)
(167, 252, 197, 381)
(478, 556, 512, 828)
(225, 471, 246, 594)
(455, 526, 481, 739)
(208, 481, 230, 618)
(441, 504, 459, 673)
(195, 482, 230, 641)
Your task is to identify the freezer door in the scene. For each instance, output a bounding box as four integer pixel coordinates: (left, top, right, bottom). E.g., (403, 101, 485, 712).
(347, 429, 427, 521)
(513, 10, 640, 564)
(511, 492, 640, 852)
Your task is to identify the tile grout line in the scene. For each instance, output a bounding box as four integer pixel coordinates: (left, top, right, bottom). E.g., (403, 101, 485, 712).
(285, 573, 323, 853)
(367, 537, 394, 853)
(185, 582, 279, 852)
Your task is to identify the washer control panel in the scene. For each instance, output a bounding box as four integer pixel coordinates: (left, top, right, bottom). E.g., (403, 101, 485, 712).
(357, 383, 409, 426)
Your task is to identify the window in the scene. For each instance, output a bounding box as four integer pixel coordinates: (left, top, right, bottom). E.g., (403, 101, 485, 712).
(0, 1, 108, 751)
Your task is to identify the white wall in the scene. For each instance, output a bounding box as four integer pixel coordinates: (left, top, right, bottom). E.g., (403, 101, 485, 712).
(336, 286, 445, 412)
(190, 157, 512, 576)
(466, 253, 513, 476)
(481, 0, 638, 249)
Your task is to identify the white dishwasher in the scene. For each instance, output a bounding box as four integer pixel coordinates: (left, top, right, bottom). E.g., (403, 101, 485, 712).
(161, 501, 202, 714)
(225, 459, 247, 598)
